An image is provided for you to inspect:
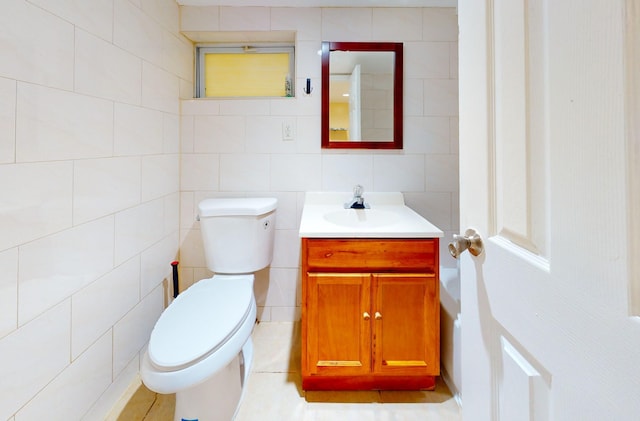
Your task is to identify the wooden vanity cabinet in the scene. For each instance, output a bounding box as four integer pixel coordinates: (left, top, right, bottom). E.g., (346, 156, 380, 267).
(301, 238, 440, 391)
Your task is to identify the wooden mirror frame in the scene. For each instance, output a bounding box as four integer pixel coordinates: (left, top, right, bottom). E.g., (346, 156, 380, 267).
(321, 41, 403, 149)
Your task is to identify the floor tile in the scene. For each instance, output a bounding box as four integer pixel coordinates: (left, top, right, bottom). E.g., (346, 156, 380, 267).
(116, 322, 461, 420)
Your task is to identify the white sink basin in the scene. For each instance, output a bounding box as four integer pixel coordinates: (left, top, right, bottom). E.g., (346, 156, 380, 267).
(299, 192, 443, 238)
(323, 208, 400, 228)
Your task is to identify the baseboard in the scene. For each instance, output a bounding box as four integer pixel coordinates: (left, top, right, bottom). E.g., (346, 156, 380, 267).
(440, 367, 462, 409)
(103, 374, 142, 421)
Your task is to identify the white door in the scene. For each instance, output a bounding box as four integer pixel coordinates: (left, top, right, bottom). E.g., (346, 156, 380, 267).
(349, 64, 361, 141)
(458, 1, 640, 420)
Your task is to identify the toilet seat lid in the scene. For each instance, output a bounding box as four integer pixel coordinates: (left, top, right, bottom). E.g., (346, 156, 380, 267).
(147, 274, 254, 370)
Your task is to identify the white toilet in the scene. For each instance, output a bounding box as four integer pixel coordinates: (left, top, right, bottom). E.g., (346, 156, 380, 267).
(141, 197, 277, 421)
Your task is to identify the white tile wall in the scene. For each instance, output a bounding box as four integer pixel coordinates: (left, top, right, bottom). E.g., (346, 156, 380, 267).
(16, 84, 114, 162)
(0, 0, 74, 90)
(180, 5, 460, 323)
(0, 162, 73, 251)
(0, 78, 16, 164)
(0, 248, 18, 339)
(0, 301, 71, 420)
(0, 1, 183, 418)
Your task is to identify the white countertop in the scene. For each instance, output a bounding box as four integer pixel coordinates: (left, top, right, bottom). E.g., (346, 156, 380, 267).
(299, 192, 444, 238)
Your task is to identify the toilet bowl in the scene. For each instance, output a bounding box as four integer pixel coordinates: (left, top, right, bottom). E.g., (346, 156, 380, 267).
(141, 275, 256, 420)
(141, 197, 277, 421)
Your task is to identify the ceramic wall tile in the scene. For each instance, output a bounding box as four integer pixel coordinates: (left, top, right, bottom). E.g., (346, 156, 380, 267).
(180, 154, 220, 191)
(372, 8, 423, 41)
(112, 286, 163, 377)
(293, 115, 322, 154)
(268, 192, 298, 231)
(75, 29, 142, 105)
(71, 258, 140, 359)
(18, 217, 115, 325)
(180, 6, 219, 31)
(245, 116, 296, 154)
(84, 357, 139, 421)
(0, 302, 70, 420)
(425, 155, 460, 192)
(270, 154, 321, 191)
(423, 79, 459, 117)
(405, 42, 451, 79)
(140, 233, 179, 297)
(114, 103, 164, 156)
(0, 0, 74, 90)
(220, 99, 270, 116)
(114, 0, 164, 67)
(163, 113, 181, 153)
(181, 99, 220, 116)
(0, 248, 18, 339)
(296, 41, 323, 80)
(28, 0, 113, 42)
(404, 116, 451, 154)
(404, 192, 453, 231)
(321, 8, 372, 41)
(178, 228, 206, 268)
(450, 42, 459, 79)
(164, 193, 181, 236)
(423, 8, 459, 42)
(142, 155, 180, 201)
(180, 115, 195, 153)
(142, 62, 180, 114)
(258, 267, 298, 309)
(0, 77, 16, 164)
(163, 32, 194, 87)
(73, 157, 141, 225)
(219, 7, 270, 31)
(220, 154, 270, 192)
(373, 154, 426, 192)
(271, 7, 321, 41)
(141, 0, 180, 33)
(321, 155, 374, 192)
(0, 162, 72, 251)
(271, 229, 300, 269)
(16, 83, 113, 162)
(114, 199, 165, 265)
(194, 115, 246, 153)
(15, 332, 112, 421)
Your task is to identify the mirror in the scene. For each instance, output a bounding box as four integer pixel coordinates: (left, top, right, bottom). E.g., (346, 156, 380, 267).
(321, 41, 403, 149)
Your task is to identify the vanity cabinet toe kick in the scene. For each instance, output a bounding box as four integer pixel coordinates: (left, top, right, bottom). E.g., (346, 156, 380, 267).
(301, 238, 440, 391)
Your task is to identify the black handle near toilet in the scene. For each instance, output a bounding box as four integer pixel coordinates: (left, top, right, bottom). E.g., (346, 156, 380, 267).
(171, 261, 179, 298)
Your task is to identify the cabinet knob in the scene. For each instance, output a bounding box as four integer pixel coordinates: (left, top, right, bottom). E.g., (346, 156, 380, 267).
(363, 312, 371, 320)
(375, 311, 382, 320)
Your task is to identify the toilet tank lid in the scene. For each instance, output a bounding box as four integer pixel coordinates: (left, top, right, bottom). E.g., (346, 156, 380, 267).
(198, 197, 277, 217)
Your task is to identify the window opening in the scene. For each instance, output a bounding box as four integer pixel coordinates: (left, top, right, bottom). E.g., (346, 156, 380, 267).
(195, 45, 295, 98)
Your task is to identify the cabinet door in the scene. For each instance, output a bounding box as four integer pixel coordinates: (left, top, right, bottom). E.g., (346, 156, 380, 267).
(306, 273, 371, 376)
(372, 274, 439, 376)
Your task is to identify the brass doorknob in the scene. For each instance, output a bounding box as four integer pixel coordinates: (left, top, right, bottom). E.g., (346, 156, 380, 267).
(448, 228, 484, 258)
(363, 312, 371, 320)
(374, 312, 382, 320)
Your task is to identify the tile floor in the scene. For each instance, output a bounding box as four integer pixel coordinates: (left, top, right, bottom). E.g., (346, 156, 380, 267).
(117, 322, 462, 420)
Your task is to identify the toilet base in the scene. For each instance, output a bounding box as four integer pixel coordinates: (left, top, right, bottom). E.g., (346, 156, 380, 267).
(174, 356, 240, 421)
(173, 338, 253, 421)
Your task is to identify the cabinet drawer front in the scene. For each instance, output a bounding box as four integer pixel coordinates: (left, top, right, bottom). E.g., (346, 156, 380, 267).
(303, 238, 438, 272)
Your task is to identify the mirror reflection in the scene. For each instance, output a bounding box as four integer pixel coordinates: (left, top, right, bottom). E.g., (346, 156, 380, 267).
(329, 51, 395, 142)
(321, 42, 403, 149)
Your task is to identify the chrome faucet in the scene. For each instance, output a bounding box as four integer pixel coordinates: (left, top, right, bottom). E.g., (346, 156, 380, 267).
(345, 184, 370, 209)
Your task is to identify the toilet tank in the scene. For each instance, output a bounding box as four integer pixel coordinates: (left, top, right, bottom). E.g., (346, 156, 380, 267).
(198, 197, 277, 274)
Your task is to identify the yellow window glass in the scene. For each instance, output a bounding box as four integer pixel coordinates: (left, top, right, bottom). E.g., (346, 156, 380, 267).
(204, 52, 291, 97)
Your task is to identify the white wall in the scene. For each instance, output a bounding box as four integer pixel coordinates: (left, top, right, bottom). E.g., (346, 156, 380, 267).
(179, 6, 460, 322)
(0, 0, 190, 419)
